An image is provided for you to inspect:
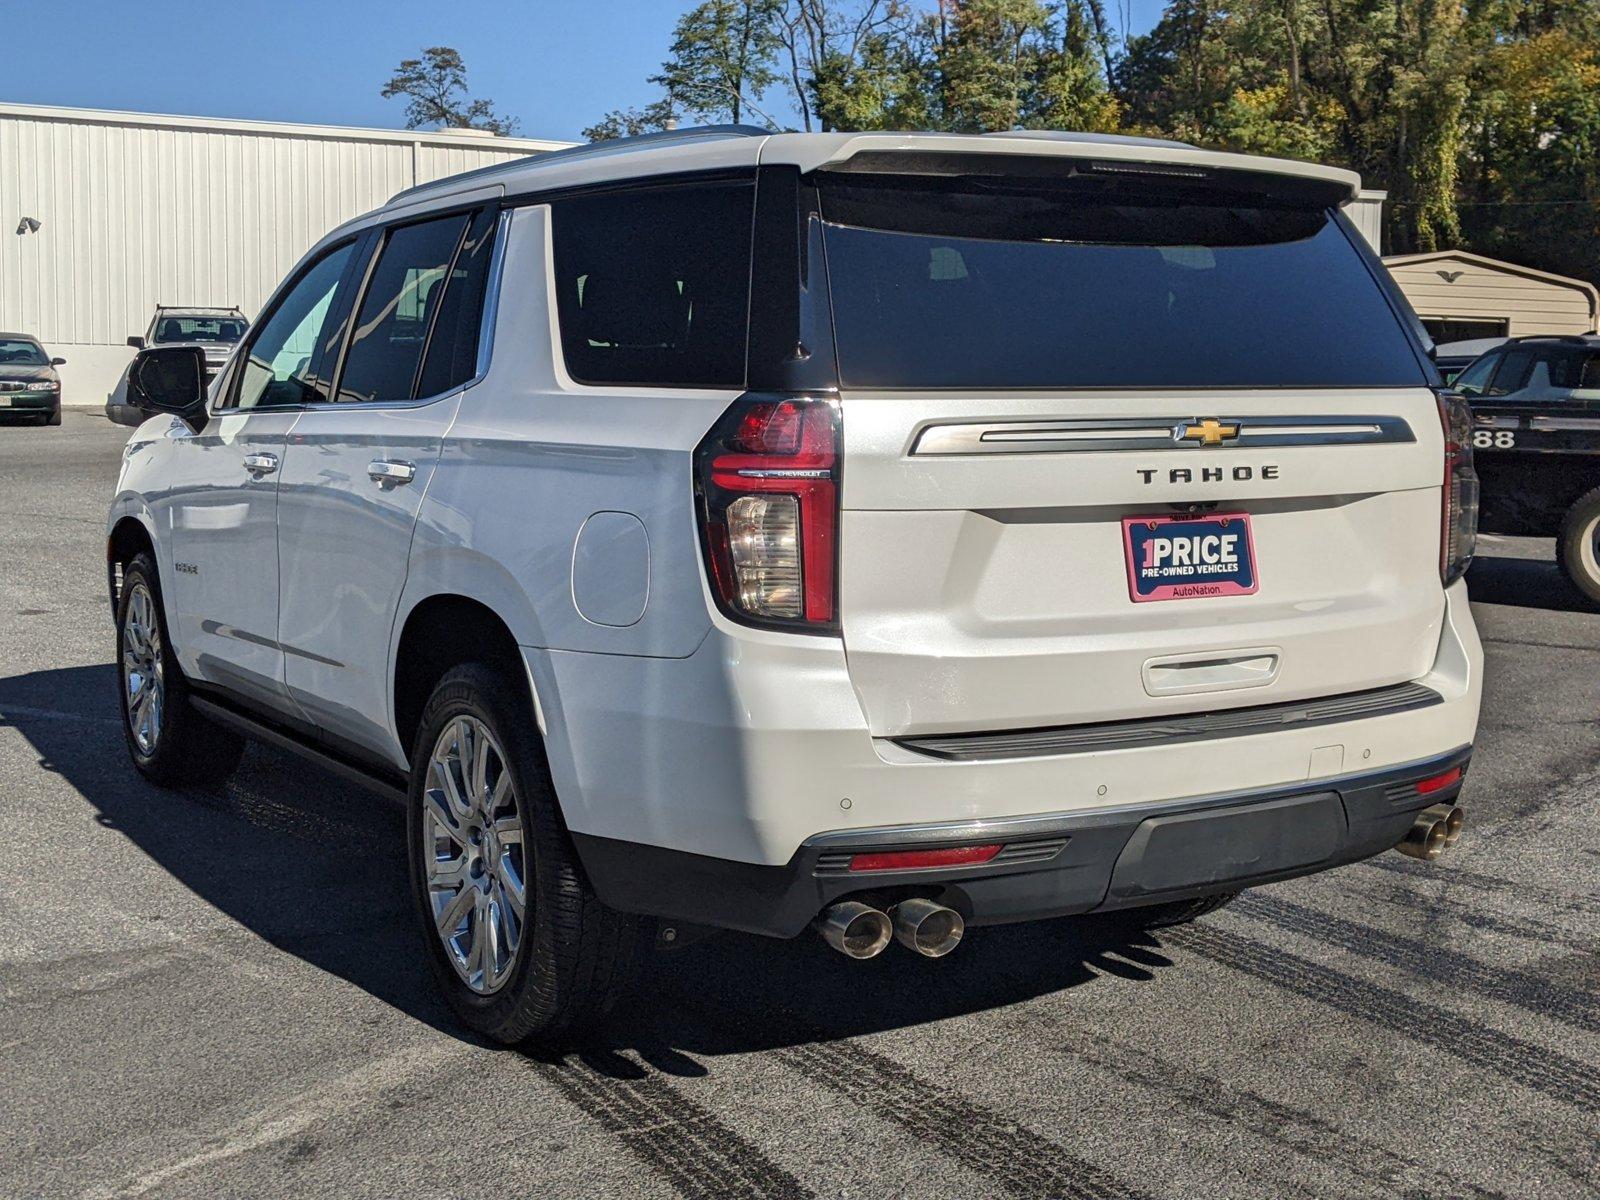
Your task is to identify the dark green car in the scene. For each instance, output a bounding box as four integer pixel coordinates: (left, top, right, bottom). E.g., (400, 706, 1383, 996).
(0, 333, 65, 426)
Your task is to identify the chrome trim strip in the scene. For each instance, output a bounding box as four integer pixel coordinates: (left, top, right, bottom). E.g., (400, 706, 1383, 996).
(911, 414, 1414, 456)
(1529, 415, 1600, 432)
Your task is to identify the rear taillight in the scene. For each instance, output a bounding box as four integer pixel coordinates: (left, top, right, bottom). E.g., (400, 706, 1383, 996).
(695, 395, 840, 632)
(1437, 390, 1479, 587)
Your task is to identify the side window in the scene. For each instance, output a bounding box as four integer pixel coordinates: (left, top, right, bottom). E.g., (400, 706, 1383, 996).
(1452, 353, 1497, 397)
(1487, 349, 1537, 397)
(551, 182, 754, 388)
(335, 214, 469, 404)
(232, 242, 357, 410)
(416, 208, 499, 398)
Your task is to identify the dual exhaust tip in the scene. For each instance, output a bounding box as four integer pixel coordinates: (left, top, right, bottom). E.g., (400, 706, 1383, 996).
(815, 898, 964, 960)
(1395, 803, 1465, 861)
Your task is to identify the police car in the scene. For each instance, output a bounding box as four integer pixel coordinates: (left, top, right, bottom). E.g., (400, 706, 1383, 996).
(1453, 334, 1600, 602)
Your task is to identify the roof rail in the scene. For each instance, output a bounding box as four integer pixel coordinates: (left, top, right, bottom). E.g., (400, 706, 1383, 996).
(1505, 333, 1593, 344)
(983, 129, 1196, 151)
(386, 124, 770, 205)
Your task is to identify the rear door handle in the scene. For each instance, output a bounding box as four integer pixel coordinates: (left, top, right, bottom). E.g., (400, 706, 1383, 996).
(243, 452, 279, 476)
(368, 459, 417, 486)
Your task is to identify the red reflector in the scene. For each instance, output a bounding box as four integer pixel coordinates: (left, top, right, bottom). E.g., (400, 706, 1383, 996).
(1416, 767, 1462, 795)
(849, 844, 1003, 873)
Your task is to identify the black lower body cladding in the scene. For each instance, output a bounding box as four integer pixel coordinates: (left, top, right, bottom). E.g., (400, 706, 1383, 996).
(572, 747, 1473, 940)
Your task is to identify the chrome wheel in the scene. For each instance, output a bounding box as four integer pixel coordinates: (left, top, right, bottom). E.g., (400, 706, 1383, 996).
(423, 716, 527, 994)
(121, 581, 164, 756)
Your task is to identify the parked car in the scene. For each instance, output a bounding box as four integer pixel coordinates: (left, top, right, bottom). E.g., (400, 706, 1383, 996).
(0, 332, 65, 425)
(106, 127, 1482, 1043)
(1452, 333, 1600, 600)
(107, 306, 247, 423)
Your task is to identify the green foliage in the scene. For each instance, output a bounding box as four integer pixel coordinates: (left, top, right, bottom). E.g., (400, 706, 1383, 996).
(586, 0, 1600, 283)
(652, 0, 787, 125)
(381, 47, 517, 136)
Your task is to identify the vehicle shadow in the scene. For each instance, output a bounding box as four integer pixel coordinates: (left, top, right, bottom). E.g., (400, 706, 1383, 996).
(2, 663, 1172, 1061)
(1467, 550, 1596, 614)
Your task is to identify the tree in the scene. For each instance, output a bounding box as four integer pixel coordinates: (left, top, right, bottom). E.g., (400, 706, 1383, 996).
(381, 47, 518, 135)
(652, 0, 787, 125)
(582, 100, 678, 143)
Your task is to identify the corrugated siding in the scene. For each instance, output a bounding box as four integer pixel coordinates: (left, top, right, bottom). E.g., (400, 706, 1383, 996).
(0, 112, 541, 346)
(1388, 257, 1597, 335)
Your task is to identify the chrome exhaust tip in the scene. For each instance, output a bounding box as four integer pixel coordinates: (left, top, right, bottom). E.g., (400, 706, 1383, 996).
(889, 898, 965, 958)
(1396, 812, 1448, 861)
(1422, 803, 1464, 848)
(815, 901, 893, 960)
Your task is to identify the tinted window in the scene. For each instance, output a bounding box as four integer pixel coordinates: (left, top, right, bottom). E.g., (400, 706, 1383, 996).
(337, 215, 469, 404)
(819, 178, 1428, 390)
(551, 183, 754, 388)
(1487, 349, 1537, 396)
(234, 242, 356, 410)
(1453, 353, 1498, 396)
(416, 209, 498, 398)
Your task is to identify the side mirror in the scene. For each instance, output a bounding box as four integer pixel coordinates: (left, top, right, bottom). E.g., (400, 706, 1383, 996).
(127, 346, 208, 426)
(127, 336, 145, 350)
(50, 356, 66, 366)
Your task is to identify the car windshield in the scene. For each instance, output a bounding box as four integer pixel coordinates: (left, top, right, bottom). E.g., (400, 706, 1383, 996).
(818, 175, 1429, 390)
(0, 338, 48, 366)
(1480, 345, 1600, 400)
(152, 316, 246, 344)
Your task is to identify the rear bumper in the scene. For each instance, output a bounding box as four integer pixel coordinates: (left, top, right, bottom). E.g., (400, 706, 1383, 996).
(574, 746, 1472, 938)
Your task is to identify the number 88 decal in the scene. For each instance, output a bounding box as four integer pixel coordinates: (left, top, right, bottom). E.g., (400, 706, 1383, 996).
(1472, 429, 1516, 449)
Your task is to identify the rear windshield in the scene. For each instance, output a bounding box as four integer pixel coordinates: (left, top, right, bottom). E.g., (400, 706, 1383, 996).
(818, 177, 1428, 390)
(152, 316, 247, 344)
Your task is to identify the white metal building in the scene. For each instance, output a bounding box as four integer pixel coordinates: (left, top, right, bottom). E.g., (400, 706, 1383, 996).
(0, 102, 568, 405)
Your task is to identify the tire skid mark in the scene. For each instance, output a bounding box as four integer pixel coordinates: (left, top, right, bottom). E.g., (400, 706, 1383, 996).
(1166, 923, 1600, 1113)
(1362, 855, 1600, 919)
(529, 1058, 812, 1200)
(1369, 882, 1598, 956)
(776, 1038, 1154, 1200)
(1236, 892, 1600, 1034)
(1040, 1021, 1512, 1200)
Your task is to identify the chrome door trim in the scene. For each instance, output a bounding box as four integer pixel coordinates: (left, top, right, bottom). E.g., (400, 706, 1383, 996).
(910, 414, 1415, 456)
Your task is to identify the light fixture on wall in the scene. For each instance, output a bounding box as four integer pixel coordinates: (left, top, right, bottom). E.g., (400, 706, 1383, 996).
(16, 217, 41, 235)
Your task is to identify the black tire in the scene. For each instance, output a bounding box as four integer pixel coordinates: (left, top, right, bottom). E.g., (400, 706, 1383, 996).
(406, 662, 643, 1045)
(45, 406, 62, 426)
(1557, 487, 1600, 605)
(1126, 891, 1239, 930)
(115, 552, 246, 785)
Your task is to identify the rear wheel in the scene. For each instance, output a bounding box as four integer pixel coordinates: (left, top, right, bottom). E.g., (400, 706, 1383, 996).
(406, 663, 643, 1045)
(1557, 487, 1600, 605)
(116, 553, 245, 785)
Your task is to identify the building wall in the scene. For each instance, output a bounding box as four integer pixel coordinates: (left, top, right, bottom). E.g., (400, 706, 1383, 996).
(0, 103, 567, 405)
(1343, 190, 1386, 254)
(1385, 253, 1599, 338)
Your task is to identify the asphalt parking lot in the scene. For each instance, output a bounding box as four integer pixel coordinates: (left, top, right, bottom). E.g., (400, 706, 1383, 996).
(2, 412, 1597, 1200)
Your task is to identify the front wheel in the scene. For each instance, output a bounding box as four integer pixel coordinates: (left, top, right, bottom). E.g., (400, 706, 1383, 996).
(116, 552, 245, 785)
(1557, 487, 1600, 605)
(406, 663, 643, 1045)
(45, 406, 62, 426)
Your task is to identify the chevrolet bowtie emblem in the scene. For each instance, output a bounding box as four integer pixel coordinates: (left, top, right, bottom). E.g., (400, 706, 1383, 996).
(1178, 419, 1241, 446)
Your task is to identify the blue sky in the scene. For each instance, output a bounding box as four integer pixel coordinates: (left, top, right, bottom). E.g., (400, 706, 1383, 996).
(14, 1, 1165, 143)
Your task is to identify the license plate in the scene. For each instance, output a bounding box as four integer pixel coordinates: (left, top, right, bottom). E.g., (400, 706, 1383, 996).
(0, 397, 11, 407)
(1123, 513, 1258, 602)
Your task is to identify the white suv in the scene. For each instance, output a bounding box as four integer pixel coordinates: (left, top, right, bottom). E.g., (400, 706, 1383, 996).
(107, 128, 1483, 1043)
